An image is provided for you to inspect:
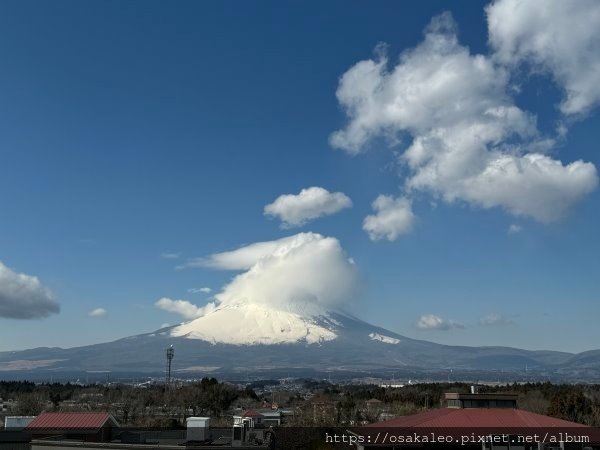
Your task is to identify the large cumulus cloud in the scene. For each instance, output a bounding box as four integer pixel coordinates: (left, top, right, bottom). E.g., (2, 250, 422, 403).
(487, 0, 600, 116)
(330, 12, 597, 224)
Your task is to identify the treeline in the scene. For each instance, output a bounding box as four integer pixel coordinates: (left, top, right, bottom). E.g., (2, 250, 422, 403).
(3, 379, 600, 427)
(0, 378, 261, 426)
(327, 382, 600, 426)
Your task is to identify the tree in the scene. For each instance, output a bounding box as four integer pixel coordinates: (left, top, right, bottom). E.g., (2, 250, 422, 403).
(548, 390, 592, 424)
(14, 393, 45, 416)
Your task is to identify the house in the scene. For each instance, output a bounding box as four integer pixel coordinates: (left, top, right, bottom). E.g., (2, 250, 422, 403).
(261, 410, 281, 427)
(233, 410, 264, 428)
(26, 412, 119, 442)
(232, 409, 282, 428)
(347, 392, 598, 450)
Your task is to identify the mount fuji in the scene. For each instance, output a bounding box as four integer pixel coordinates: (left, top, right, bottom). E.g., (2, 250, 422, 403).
(1, 233, 598, 380)
(1, 301, 597, 381)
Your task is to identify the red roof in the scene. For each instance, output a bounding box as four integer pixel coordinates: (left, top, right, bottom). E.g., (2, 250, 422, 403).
(242, 410, 264, 418)
(366, 407, 588, 428)
(26, 412, 118, 430)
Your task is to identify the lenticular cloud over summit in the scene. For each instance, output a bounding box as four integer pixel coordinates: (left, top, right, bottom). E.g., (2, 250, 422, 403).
(163, 233, 361, 344)
(200, 232, 359, 314)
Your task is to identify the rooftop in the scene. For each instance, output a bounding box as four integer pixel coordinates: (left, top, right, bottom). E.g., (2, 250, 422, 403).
(26, 412, 118, 430)
(444, 392, 518, 401)
(444, 391, 518, 409)
(365, 407, 588, 428)
(240, 410, 264, 418)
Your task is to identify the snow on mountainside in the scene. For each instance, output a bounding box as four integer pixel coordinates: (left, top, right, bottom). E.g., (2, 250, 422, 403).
(0, 309, 595, 379)
(164, 232, 360, 346)
(369, 332, 400, 344)
(171, 302, 338, 345)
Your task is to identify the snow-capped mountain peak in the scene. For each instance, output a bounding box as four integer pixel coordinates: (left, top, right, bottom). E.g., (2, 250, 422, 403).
(170, 302, 338, 345)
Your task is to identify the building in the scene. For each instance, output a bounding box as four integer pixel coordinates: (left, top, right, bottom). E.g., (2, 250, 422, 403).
(233, 410, 264, 428)
(261, 411, 281, 427)
(445, 392, 517, 409)
(349, 392, 598, 450)
(26, 412, 119, 442)
(232, 409, 282, 428)
(186, 416, 210, 442)
(4, 416, 36, 430)
(0, 430, 31, 450)
(0, 398, 11, 413)
(1, 414, 268, 449)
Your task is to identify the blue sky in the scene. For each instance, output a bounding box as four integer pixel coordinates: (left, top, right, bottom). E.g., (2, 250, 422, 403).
(0, 0, 599, 353)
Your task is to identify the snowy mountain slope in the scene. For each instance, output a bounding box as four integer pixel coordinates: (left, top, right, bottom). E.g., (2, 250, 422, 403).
(369, 333, 401, 344)
(0, 304, 591, 379)
(170, 303, 338, 345)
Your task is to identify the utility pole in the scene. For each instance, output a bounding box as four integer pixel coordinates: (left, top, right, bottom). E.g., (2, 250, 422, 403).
(165, 345, 174, 394)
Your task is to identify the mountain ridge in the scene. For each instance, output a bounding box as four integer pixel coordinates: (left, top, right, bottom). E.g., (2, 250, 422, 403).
(0, 308, 597, 381)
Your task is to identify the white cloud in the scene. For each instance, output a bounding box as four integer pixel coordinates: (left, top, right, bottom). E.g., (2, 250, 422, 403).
(155, 297, 204, 320)
(487, 0, 600, 116)
(416, 314, 464, 331)
(330, 12, 598, 223)
(161, 252, 181, 259)
(0, 261, 59, 319)
(480, 313, 514, 326)
(165, 233, 360, 318)
(180, 236, 298, 270)
(363, 195, 416, 241)
(214, 233, 359, 313)
(407, 146, 597, 223)
(330, 12, 521, 153)
(264, 186, 352, 228)
(160, 323, 171, 329)
(88, 308, 108, 318)
(188, 287, 212, 294)
(508, 224, 522, 234)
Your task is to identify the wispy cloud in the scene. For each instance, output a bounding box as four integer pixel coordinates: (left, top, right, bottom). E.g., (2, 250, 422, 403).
(161, 252, 181, 259)
(507, 224, 522, 234)
(416, 314, 464, 331)
(188, 287, 212, 294)
(155, 297, 203, 320)
(179, 235, 299, 270)
(479, 313, 514, 327)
